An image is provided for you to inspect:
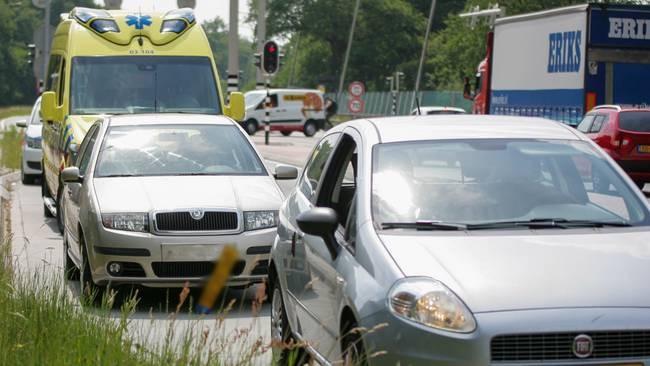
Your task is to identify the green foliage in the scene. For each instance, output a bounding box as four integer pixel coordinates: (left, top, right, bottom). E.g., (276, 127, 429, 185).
(202, 17, 257, 92)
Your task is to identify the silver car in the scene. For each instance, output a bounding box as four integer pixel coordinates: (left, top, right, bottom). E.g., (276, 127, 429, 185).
(17, 96, 43, 185)
(269, 115, 650, 365)
(60, 114, 297, 296)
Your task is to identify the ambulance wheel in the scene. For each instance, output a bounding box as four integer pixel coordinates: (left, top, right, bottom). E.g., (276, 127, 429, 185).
(303, 120, 317, 137)
(245, 119, 258, 136)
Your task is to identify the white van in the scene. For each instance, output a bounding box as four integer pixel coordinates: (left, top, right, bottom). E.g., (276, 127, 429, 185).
(243, 89, 326, 137)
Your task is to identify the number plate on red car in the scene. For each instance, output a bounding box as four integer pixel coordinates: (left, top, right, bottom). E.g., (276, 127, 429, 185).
(638, 145, 650, 153)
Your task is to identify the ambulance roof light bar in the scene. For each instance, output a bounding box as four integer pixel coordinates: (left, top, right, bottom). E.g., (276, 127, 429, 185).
(161, 8, 196, 33)
(70, 7, 120, 33)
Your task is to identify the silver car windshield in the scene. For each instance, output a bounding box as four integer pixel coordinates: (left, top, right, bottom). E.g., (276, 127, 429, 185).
(95, 125, 265, 177)
(372, 139, 650, 228)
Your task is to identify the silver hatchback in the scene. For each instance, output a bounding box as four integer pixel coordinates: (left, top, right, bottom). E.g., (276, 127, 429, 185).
(60, 114, 297, 296)
(269, 115, 650, 365)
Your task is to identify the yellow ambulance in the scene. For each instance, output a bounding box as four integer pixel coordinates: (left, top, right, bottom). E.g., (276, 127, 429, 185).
(40, 7, 244, 231)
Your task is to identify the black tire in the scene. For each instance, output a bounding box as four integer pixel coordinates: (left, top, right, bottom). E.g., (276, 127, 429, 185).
(244, 119, 258, 136)
(280, 131, 292, 137)
(79, 234, 104, 305)
(270, 273, 308, 365)
(21, 170, 35, 185)
(63, 232, 80, 281)
(42, 173, 54, 218)
(56, 185, 64, 234)
(303, 120, 317, 137)
(341, 319, 368, 366)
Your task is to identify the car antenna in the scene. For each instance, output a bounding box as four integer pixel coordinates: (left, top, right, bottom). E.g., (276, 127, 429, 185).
(415, 96, 422, 115)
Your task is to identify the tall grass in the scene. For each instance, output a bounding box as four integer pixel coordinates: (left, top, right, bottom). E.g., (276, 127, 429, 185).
(1, 126, 23, 170)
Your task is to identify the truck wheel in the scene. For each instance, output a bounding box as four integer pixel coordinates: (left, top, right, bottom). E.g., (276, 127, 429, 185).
(303, 120, 317, 137)
(245, 119, 258, 136)
(280, 131, 292, 137)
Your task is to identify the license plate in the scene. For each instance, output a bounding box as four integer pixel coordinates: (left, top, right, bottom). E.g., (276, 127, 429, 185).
(638, 145, 650, 153)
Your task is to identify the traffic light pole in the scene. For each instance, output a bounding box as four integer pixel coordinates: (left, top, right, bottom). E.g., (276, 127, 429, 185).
(264, 76, 270, 145)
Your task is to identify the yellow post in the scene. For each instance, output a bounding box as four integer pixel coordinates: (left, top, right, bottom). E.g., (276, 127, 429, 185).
(196, 245, 239, 314)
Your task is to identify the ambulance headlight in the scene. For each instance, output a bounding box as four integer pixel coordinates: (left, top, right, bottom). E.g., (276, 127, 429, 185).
(72, 7, 112, 23)
(161, 20, 187, 33)
(90, 19, 120, 33)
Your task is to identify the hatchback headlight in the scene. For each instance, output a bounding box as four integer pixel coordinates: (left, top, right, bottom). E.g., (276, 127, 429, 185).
(244, 211, 278, 231)
(101, 213, 149, 232)
(388, 277, 476, 333)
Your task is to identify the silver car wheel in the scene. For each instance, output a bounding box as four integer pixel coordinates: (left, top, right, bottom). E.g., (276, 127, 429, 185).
(271, 286, 284, 344)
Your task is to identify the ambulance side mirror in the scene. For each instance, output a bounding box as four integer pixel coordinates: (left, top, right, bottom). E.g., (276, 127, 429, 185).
(41, 91, 58, 122)
(225, 92, 245, 121)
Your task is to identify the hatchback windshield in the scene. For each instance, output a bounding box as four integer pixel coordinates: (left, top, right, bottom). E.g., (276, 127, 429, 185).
(71, 56, 220, 115)
(95, 125, 265, 177)
(372, 139, 649, 228)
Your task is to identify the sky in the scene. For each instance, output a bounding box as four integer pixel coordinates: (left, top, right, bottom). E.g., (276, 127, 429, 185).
(93, 0, 254, 39)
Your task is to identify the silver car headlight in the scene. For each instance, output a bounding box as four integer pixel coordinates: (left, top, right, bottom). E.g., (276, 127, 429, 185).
(388, 277, 476, 333)
(25, 135, 42, 149)
(244, 210, 278, 231)
(101, 213, 149, 232)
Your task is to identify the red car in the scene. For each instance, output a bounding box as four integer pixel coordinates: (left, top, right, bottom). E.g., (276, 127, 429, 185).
(577, 105, 650, 189)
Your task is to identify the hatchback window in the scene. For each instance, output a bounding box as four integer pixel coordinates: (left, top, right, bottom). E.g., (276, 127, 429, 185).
(619, 111, 650, 132)
(299, 133, 340, 200)
(95, 124, 265, 177)
(577, 115, 595, 133)
(372, 139, 649, 228)
(590, 115, 607, 133)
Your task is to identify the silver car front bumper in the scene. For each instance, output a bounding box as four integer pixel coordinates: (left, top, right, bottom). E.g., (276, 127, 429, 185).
(87, 225, 275, 287)
(361, 307, 650, 365)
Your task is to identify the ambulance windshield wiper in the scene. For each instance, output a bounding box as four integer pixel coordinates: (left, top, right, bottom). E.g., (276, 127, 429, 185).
(381, 220, 467, 231)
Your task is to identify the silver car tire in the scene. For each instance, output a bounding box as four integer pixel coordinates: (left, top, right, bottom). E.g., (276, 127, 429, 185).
(79, 234, 104, 305)
(271, 278, 309, 365)
(341, 320, 367, 366)
(63, 231, 80, 281)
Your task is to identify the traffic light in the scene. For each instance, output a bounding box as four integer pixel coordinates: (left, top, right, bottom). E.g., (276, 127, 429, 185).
(26, 44, 36, 65)
(262, 40, 279, 75)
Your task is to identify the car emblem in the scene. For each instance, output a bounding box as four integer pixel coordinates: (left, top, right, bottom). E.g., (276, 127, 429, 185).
(189, 209, 204, 220)
(573, 334, 593, 358)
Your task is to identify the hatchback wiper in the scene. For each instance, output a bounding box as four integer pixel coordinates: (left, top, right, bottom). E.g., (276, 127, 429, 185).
(381, 220, 467, 231)
(467, 218, 631, 230)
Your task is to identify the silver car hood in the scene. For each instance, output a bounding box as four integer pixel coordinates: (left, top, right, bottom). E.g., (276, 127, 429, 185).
(380, 230, 650, 313)
(93, 175, 283, 213)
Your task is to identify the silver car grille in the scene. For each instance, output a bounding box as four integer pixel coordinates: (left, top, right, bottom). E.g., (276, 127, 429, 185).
(491, 331, 650, 362)
(154, 211, 238, 232)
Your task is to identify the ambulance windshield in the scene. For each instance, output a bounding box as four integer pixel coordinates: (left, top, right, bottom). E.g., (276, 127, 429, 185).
(70, 56, 221, 115)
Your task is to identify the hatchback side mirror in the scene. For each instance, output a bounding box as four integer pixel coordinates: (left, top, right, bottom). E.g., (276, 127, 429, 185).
(61, 167, 83, 184)
(274, 164, 298, 180)
(296, 207, 339, 259)
(16, 120, 27, 128)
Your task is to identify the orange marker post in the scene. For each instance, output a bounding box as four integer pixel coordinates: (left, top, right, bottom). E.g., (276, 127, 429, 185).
(196, 245, 239, 314)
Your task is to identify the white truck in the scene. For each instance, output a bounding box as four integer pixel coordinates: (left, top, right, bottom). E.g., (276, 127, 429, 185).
(465, 3, 650, 125)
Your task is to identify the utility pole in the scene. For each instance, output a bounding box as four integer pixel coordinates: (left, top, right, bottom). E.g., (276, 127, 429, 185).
(386, 76, 395, 115)
(337, 0, 361, 95)
(255, 0, 267, 90)
(287, 33, 301, 87)
(393, 71, 404, 115)
(43, 0, 50, 80)
(227, 0, 239, 93)
(411, 0, 436, 111)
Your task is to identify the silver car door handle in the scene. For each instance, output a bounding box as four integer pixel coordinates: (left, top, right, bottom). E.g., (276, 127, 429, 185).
(336, 276, 345, 285)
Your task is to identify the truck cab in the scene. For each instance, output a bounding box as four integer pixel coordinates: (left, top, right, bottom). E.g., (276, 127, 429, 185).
(40, 7, 244, 232)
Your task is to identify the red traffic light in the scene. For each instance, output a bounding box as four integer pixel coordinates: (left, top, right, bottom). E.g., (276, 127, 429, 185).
(262, 40, 279, 75)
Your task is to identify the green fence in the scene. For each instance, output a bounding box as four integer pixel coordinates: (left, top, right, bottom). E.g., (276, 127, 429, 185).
(327, 90, 472, 116)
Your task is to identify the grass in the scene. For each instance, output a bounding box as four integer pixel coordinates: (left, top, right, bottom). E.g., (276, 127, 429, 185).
(1, 126, 23, 170)
(0, 106, 31, 121)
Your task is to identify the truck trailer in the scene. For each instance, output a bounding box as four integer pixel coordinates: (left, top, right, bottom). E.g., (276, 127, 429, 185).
(465, 3, 650, 125)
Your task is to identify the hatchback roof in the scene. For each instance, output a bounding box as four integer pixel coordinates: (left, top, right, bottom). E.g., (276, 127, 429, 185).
(106, 113, 235, 127)
(362, 115, 582, 143)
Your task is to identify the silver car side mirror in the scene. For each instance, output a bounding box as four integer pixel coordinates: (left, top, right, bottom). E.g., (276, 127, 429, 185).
(296, 207, 339, 259)
(16, 120, 27, 128)
(61, 167, 83, 184)
(274, 164, 299, 180)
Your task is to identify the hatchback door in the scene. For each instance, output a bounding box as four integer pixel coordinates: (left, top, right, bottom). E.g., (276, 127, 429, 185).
(617, 111, 650, 159)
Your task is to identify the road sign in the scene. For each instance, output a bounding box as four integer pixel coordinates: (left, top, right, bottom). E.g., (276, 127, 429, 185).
(348, 81, 365, 97)
(348, 98, 364, 114)
(32, 0, 49, 9)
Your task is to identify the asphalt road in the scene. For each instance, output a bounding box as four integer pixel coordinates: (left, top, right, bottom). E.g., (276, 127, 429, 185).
(7, 131, 318, 363)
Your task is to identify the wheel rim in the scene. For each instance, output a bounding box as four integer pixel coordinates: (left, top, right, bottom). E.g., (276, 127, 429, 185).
(305, 123, 316, 136)
(271, 286, 284, 344)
